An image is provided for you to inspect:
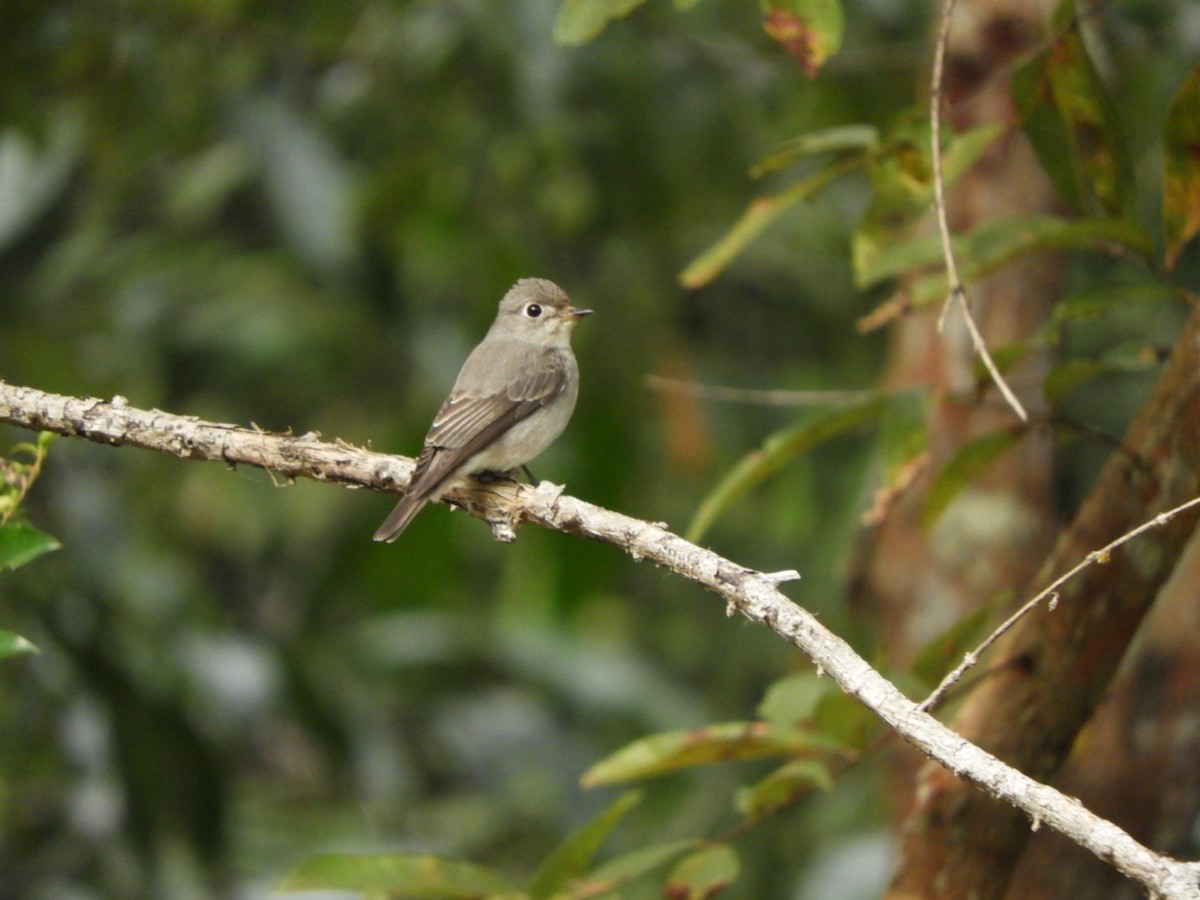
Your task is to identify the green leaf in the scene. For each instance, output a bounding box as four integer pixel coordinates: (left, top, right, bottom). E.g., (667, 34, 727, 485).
(686, 397, 884, 542)
(554, 0, 652, 45)
(689, 117, 997, 290)
(574, 840, 698, 895)
(0, 630, 38, 661)
(581, 722, 839, 787)
(278, 852, 523, 897)
(1163, 64, 1200, 268)
(1012, 48, 1082, 212)
(680, 157, 862, 289)
(10, 441, 42, 459)
(1043, 347, 1161, 408)
(910, 603, 996, 687)
(939, 122, 1006, 185)
(1043, 358, 1104, 407)
(852, 122, 1004, 285)
(810, 686, 875, 748)
(736, 759, 833, 819)
(750, 125, 879, 178)
(758, 672, 831, 728)
(761, 0, 844, 78)
(876, 389, 929, 481)
(528, 790, 642, 899)
(0, 523, 61, 570)
(757, 671, 872, 749)
(1047, 281, 1176, 332)
(665, 844, 740, 899)
(923, 429, 1025, 530)
(1011, 0, 1132, 216)
(860, 214, 1154, 299)
(933, 215, 1152, 296)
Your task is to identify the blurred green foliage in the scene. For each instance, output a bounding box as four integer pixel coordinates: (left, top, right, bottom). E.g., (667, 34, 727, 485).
(0, 0, 1197, 898)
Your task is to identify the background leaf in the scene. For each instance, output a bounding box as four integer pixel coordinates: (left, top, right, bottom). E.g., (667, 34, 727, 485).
(573, 841, 699, 895)
(758, 670, 873, 748)
(761, 0, 844, 78)
(1163, 65, 1200, 268)
(750, 124, 879, 178)
(665, 843, 741, 899)
(1011, 0, 1133, 216)
(686, 397, 884, 541)
(736, 759, 833, 819)
(0, 630, 38, 661)
(1043, 358, 1105, 408)
(582, 722, 838, 786)
(680, 157, 863, 288)
(554, 0, 653, 45)
(859, 214, 1155, 303)
(758, 671, 832, 728)
(1047, 281, 1177, 331)
(851, 121, 1004, 286)
(875, 389, 930, 481)
(278, 852, 522, 897)
(528, 790, 642, 899)
(0, 522, 60, 570)
(923, 429, 1025, 530)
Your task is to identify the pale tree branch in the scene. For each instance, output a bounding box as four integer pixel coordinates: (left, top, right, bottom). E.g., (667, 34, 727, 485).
(1, 379, 1197, 897)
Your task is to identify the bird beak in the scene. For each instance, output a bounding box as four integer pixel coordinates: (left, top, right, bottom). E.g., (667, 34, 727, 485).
(564, 307, 593, 320)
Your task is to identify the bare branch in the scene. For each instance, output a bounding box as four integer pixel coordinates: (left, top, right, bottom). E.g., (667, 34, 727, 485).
(929, 0, 1028, 422)
(922, 493, 1200, 713)
(0, 379, 1197, 896)
(644, 375, 872, 407)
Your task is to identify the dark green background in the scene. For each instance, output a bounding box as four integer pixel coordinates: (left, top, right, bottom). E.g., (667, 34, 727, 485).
(0, 1, 1194, 897)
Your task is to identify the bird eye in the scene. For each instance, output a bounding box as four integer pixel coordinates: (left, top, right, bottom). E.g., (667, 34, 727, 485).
(525, 303, 542, 318)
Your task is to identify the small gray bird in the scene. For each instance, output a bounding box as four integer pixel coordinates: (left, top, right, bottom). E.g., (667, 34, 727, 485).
(374, 278, 591, 542)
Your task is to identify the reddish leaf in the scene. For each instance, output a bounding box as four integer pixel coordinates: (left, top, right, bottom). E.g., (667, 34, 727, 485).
(761, 0, 843, 78)
(581, 721, 840, 786)
(1011, 0, 1132, 216)
(665, 844, 740, 899)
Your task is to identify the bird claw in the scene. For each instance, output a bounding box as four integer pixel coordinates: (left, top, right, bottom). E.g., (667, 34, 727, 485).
(472, 469, 514, 485)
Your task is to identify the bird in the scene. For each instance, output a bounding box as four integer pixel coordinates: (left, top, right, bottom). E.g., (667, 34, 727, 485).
(374, 278, 591, 542)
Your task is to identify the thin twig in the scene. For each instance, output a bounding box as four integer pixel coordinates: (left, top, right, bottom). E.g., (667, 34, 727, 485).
(951, 286, 1029, 418)
(645, 375, 872, 407)
(929, 0, 1028, 422)
(921, 494, 1200, 713)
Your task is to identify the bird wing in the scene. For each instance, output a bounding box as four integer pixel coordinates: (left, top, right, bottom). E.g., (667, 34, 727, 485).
(405, 346, 571, 504)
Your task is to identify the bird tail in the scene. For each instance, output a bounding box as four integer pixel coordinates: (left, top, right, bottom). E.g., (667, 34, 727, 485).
(373, 495, 429, 542)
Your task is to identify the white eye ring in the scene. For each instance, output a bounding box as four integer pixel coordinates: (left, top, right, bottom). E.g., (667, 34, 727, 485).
(525, 303, 542, 318)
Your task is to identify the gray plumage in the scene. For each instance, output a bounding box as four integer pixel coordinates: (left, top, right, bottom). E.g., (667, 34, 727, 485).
(374, 278, 591, 542)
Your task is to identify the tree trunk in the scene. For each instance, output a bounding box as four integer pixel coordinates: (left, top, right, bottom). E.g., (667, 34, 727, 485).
(854, 0, 1200, 896)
